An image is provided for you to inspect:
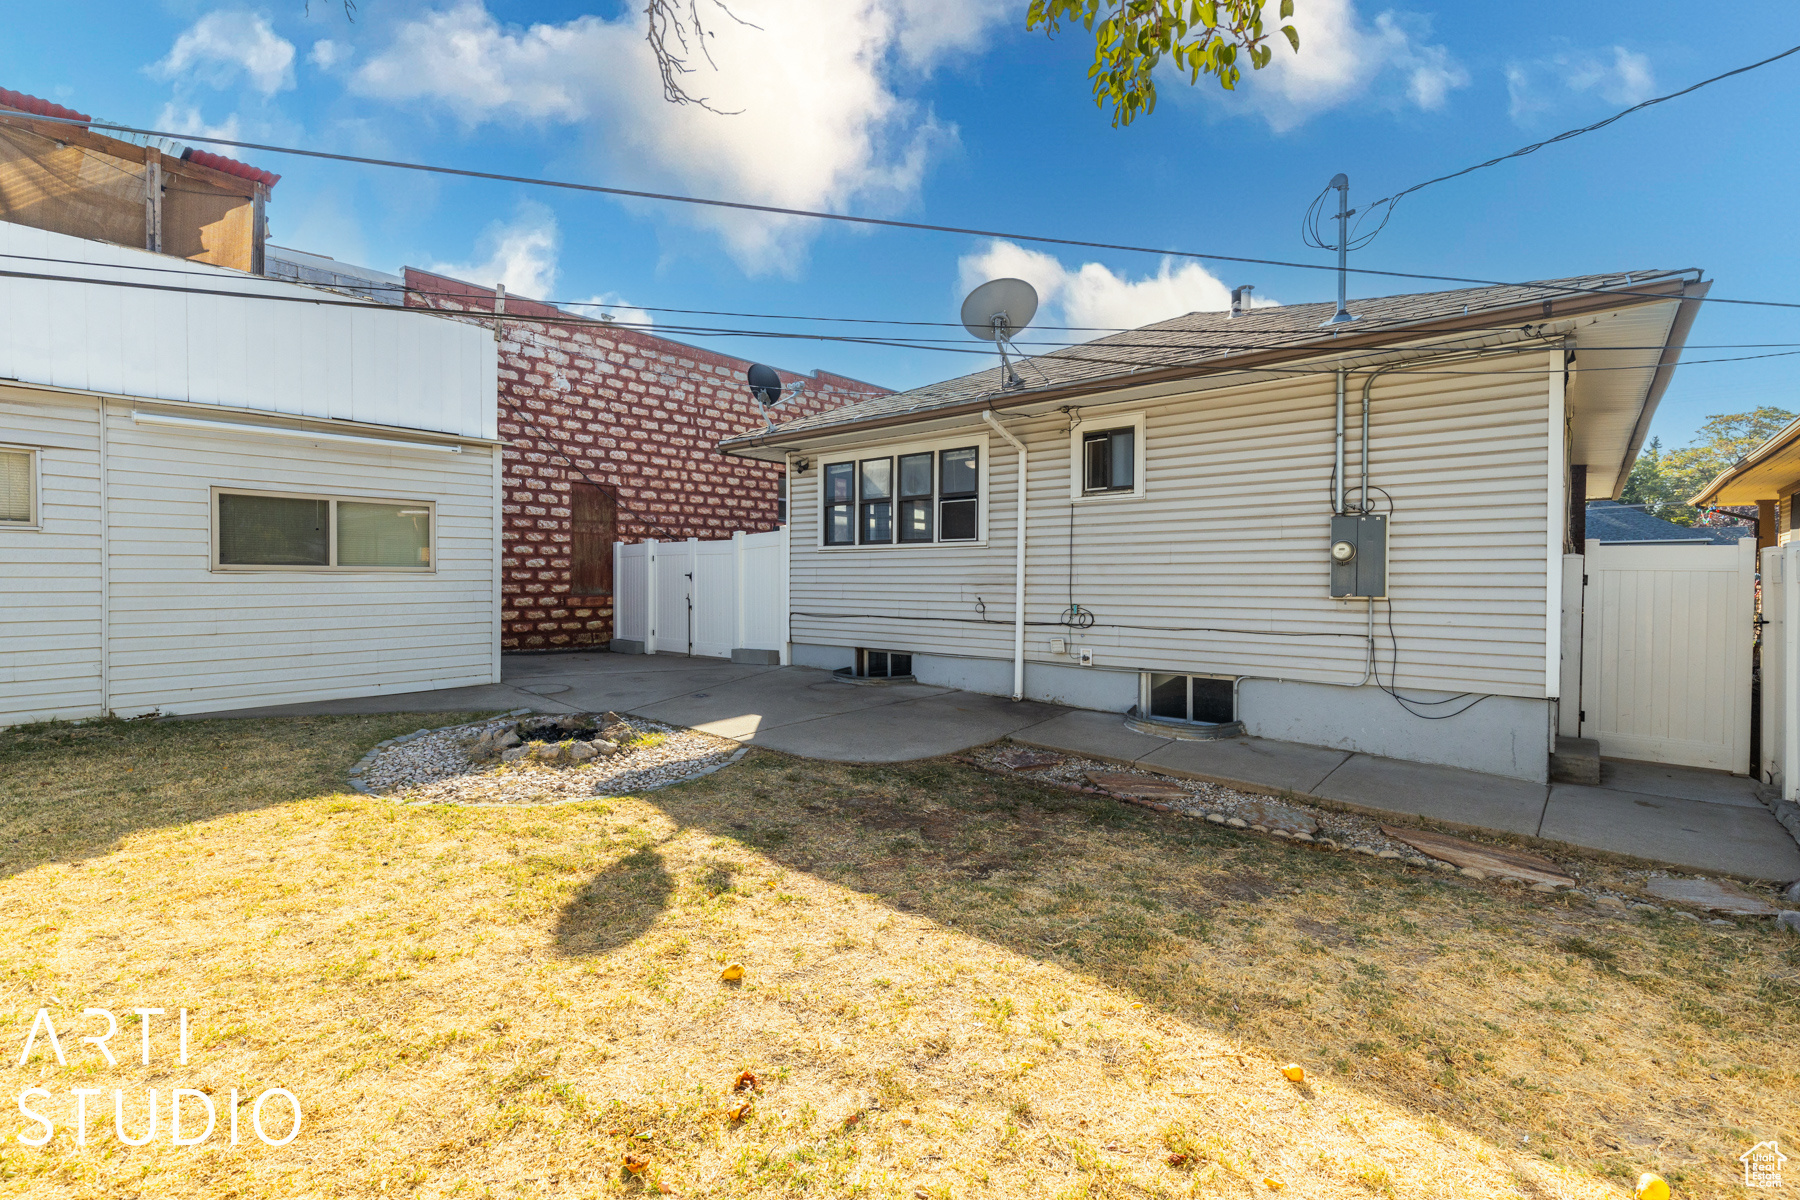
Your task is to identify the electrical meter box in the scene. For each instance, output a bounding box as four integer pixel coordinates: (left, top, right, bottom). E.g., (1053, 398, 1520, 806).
(1329, 514, 1387, 599)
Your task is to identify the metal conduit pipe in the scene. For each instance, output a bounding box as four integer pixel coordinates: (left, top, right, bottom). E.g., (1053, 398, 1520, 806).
(982, 409, 1029, 701)
(1333, 368, 1346, 514)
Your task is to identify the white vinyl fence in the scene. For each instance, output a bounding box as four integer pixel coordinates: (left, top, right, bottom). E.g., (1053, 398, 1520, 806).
(612, 530, 788, 663)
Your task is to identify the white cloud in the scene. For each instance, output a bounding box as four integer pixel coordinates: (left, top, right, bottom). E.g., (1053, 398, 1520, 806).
(1507, 46, 1655, 124)
(349, 0, 1013, 273)
(308, 39, 351, 71)
(958, 240, 1277, 339)
(430, 202, 563, 299)
(1186, 1, 1467, 133)
(155, 102, 243, 143)
(153, 11, 297, 96)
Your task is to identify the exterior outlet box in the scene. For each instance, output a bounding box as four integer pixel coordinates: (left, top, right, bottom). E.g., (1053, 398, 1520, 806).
(1078, 647, 1095, 666)
(1329, 513, 1388, 599)
(1050, 636, 1067, 655)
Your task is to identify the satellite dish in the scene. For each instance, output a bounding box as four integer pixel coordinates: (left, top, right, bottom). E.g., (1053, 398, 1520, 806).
(960, 278, 1038, 342)
(746, 363, 783, 408)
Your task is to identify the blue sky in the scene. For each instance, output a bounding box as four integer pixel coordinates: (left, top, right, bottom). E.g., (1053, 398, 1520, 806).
(7, 1, 1798, 450)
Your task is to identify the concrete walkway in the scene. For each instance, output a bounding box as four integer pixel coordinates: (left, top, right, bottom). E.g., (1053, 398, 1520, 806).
(197, 652, 1800, 882)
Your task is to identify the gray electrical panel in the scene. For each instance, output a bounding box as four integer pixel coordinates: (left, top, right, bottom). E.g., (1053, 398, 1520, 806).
(1329, 514, 1387, 599)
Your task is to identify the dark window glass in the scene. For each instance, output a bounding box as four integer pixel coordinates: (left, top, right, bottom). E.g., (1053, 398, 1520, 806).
(859, 458, 892, 543)
(899, 499, 933, 542)
(825, 462, 854, 503)
(825, 503, 854, 545)
(219, 494, 328, 565)
(1149, 673, 1186, 720)
(940, 447, 977, 497)
(898, 452, 932, 499)
(776, 473, 788, 525)
(1192, 677, 1235, 724)
(858, 649, 913, 678)
(940, 498, 976, 541)
(1084, 428, 1135, 493)
(891, 653, 912, 677)
(866, 650, 889, 677)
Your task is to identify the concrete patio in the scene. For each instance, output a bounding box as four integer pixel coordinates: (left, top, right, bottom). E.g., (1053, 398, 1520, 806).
(197, 652, 1800, 883)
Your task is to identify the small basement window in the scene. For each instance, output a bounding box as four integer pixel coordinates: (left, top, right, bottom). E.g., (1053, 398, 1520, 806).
(1143, 673, 1235, 725)
(857, 648, 914, 679)
(0, 447, 36, 527)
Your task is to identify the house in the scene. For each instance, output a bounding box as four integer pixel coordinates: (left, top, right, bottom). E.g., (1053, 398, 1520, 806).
(0, 87, 277, 272)
(1690, 414, 1800, 539)
(720, 270, 1706, 783)
(1583, 499, 1752, 545)
(402, 270, 884, 651)
(0, 218, 500, 724)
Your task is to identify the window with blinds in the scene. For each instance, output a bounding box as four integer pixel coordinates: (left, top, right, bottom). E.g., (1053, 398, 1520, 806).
(570, 482, 616, 596)
(0, 449, 33, 525)
(214, 489, 433, 571)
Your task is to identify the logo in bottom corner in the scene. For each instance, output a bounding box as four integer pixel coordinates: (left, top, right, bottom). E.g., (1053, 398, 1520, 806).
(1741, 1140, 1786, 1189)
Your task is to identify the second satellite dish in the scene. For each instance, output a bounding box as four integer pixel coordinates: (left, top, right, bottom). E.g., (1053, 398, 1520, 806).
(746, 362, 783, 408)
(961, 278, 1038, 342)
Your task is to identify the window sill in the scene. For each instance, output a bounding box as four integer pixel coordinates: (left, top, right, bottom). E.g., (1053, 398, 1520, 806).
(210, 565, 439, 574)
(1071, 490, 1146, 503)
(815, 540, 988, 551)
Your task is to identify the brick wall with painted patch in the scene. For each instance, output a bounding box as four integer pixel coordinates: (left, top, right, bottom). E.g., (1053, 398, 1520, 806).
(407, 269, 886, 652)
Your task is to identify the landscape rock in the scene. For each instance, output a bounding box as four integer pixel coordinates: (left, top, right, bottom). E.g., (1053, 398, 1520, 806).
(1376, 849, 1401, 860)
(1084, 771, 1193, 802)
(1459, 867, 1487, 880)
(500, 745, 533, 764)
(1236, 799, 1319, 836)
(1205, 813, 1227, 825)
(1595, 896, 1627, 910)
(1643, 877, 1778, 916)
(1226, 817, 1249, 829)
(568, 741, 599, 762)
(1778, 911, 1800, 934)
(1529, 882, 1559, 893)
(997, 749, 1066, 772)
(1380, 825, 1576, 888)
(1783, 880, 1800, 904)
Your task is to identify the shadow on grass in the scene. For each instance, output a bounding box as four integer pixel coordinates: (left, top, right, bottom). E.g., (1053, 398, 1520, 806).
(0, 711, 502, 879)
(552, 846, 673, 955)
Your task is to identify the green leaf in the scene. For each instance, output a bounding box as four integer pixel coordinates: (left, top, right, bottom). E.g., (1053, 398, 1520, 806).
(1281, 23, 1300, 51)
(1280, 0, 1294, 17)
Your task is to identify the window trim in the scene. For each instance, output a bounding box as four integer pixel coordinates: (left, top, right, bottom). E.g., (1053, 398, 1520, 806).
(210, 486, 438, 574)
(0, 443, 42, 531)
(815, 432, 989, 550)
(1069, 411, 1147, 501)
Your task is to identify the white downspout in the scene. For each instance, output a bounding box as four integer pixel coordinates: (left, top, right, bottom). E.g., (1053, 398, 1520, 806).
(1333, 368, 1345, 514)
(982, 410, 1028, 701)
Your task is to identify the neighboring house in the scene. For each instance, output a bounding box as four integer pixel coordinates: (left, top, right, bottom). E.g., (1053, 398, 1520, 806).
(1583, 499, 1752, 545)
(0, 87, 277, 272)
(721, 270, 1707, 783)
(403, 269, 885, 651)
(0, 220, 501, 724)
(1691, 413, 1800, 541)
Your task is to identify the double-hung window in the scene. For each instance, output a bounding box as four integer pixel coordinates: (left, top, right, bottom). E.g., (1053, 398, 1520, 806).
(214, 488, 435, 571)
(821, 444, 980, 546)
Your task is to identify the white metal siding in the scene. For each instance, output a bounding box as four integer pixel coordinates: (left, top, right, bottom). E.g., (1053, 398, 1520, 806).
(0, 388, 103, 723)
(0, 223, 497, 440)
(789, 359, 1557, 698)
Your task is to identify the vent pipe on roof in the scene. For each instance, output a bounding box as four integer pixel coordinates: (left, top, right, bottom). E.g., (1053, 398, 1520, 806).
(1230, 285, 1254, 318)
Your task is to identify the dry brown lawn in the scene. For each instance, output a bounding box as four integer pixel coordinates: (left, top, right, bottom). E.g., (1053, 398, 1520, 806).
(0, 713, 1794, 1200)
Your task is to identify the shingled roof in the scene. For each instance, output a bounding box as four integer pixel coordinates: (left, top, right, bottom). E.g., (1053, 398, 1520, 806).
(723, 269, 1696, 448)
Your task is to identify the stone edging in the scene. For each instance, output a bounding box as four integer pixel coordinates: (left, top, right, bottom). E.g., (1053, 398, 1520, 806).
(347, 713, 751, 807)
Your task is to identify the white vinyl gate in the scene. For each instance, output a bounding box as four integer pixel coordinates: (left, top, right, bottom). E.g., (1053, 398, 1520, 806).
(1577, 537, 1756, 772)
(612, 530, 788, 662)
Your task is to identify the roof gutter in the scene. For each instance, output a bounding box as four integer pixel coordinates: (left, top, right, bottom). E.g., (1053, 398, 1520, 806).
(1613, 278, 1711, 500)
(1690, 412, 1800, 506)
(722, 275, 1696, 457)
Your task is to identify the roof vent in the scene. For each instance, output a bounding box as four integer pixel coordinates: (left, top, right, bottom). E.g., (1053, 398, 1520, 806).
(1230, 285, 1254, 318)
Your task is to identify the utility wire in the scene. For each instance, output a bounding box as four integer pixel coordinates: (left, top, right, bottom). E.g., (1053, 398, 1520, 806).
(1344, 42, 1800, 250)
(0, 106, 1788, 313)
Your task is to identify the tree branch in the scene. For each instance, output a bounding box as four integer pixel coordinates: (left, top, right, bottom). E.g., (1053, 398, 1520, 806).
(646, 0, 758, 116)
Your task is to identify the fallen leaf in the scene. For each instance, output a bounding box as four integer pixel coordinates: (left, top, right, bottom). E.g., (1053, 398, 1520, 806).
(843, 1111, 863, 1128)
(726, 1100, 752, 1122)
(1281, 1063, 1304, 1082)
(1636, 1174, 1669, 1200)
(1167, 1153, 1191, 1167)
(733, 1069, 759, 1092)
(622, 1154, 649, 1175)
(719, 962, 745, 982)
(1264, 1175, 1284, 1190)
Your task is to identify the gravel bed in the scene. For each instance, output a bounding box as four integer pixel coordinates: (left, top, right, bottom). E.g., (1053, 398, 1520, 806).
(359, 716, 742, 806)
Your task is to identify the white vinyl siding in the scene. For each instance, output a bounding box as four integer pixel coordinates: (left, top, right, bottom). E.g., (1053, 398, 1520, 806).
(0, 391, 104, 723)
(789, 355, 1555, 700)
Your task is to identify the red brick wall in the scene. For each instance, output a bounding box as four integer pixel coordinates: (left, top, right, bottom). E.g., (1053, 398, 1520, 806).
(405, 269, 884, 651)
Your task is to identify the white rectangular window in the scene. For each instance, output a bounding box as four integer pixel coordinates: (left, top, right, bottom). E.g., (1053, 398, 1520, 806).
(0, 448, 35, 526)
(821, 443, 980, 546)
(1069, 412, 1146, 500)
(214, 488, 434, 571)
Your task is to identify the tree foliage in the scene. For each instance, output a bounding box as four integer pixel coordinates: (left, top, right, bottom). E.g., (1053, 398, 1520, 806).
(1026, 0, 1300, 127)
(1619, 406, 1797, 525)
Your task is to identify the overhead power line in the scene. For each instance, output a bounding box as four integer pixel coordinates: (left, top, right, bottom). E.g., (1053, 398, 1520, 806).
(0, 108, 1777, 312)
